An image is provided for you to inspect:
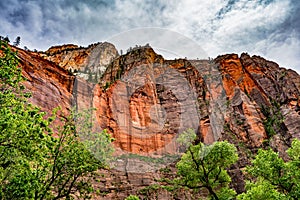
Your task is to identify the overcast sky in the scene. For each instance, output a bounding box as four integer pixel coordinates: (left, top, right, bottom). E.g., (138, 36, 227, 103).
(0, 0, 299, 72)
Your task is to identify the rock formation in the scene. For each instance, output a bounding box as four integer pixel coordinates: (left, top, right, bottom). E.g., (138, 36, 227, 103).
(10, 42, 300, 198)
(40, 42, 118, 83)
(12, 45, 74, 116)
(96, 47, 207, 155)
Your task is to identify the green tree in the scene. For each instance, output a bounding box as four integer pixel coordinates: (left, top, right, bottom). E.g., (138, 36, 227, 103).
(13, 36, 20, 47)
(0, 40, 114, 199)
(175, 129, 238, 200)
(3, 36, 10, 43)
(0, 40, 52, 199)
(238, 139, 300, 200)
(237, 180, 287, 200)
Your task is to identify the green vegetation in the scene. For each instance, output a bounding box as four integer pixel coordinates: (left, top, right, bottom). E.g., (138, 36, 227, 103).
(261, 99, 284, 138)
(174, 129, 238, 200)
(104, 81, 111, 90)
(139, 184, 161, 196)
(125, 194, 140, 200)
(238, 139, 300, 200)
(0, 40, 114, 199)
(176, 141, 238, 199)
(117, 153, 179, 165)
(159, 167, 171, 174)
(165, 129, 300, 199)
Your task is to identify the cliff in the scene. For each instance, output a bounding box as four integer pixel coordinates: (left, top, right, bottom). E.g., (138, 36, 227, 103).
(12, 45, 74, 116)
(95, 47, 207, 155)
(40, 42, 118, 83)
(94, 47, 300, 155)
(11, 42, 118, 116)
(92, 47, 300, 196)
(11, 43, 300, 199)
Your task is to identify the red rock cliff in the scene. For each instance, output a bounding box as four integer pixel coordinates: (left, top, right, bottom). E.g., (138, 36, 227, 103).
(41, 42, 118, 83)
(13, 43, 300, 158)
(8, 42, 300, 197)
(12, 46, 74, 115)
(95, 47, 208, 154)
(95, 47, 300, 158)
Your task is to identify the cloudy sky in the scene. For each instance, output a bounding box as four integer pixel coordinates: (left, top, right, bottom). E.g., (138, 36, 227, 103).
(0, 0, 299, 72)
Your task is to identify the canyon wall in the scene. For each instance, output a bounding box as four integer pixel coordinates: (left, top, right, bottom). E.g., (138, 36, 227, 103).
(14, 43, 300, 158)
(12, 42, 300, 198)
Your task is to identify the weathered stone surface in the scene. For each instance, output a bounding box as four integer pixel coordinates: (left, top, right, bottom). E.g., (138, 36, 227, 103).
(211, 53, 300, 148)
(15, 42, 300, 154)
(13, 46, 74, 115)
(10, 42, 300, 199)
(96, 47, 207, 155)
(41, 42, 118, 82)
(240, 54, 300, 144)
(90, 166, 207, 200)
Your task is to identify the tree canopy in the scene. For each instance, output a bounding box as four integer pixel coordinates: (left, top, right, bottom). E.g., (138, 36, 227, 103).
(175, 129, 238, 200)
(0, 40, 114, 199)
(238, 139, 300, 200)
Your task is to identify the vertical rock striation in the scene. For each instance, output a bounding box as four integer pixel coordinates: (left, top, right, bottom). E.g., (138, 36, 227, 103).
(10, 41, 300, 198)
(95, 47, 207, 154)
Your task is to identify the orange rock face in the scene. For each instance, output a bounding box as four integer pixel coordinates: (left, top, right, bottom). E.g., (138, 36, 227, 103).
(10, 42, 300, 198)
(13, 42, 300, 157)
(214, 53, 300, 149)
(13, 46, 74, 116)
(95, 48, 207, 154)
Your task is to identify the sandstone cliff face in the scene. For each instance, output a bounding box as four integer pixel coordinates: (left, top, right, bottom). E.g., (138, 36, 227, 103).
(41, 42, 118, 82)
(95, 47, 207, 155)
(96, 48, 300, 156)
(215, 54, 300, 153)
(12, 42, 300, 198)
(15, 43, 300, 152)
(93, 48, 300, 195)
(239, 54, 300, 140)
(12, 46, 74, 116)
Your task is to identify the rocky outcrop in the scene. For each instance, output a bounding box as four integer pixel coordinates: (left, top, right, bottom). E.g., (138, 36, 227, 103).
(216, 53, 300, 149)
(15, 43, 300, 152)
(41, 42, 118, 82)
(96, 48, 300, 155)
(95, 47, 207, 155)
(10, 42, 300, 199)
(13, 42, 118, 118)
(19, 41, 300, 154)
(90, 166, 207, 200)
(12, 46, 74, 116)
(239, 54, 300, 143)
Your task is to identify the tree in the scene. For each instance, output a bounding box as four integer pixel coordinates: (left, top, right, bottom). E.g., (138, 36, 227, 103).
(0, 40, 114, 199)
(175, 129, 238, 200)
(0, 40, 51, 198)
(237, 180, 287, 200)
(13, 36, 21, 47)
(3, 36, 10, 43)
(237, 139, 300, 200)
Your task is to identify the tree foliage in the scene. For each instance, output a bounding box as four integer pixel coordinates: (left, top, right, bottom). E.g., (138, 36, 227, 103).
(13, 36, 20, 47)
(0, 40, 114, 199)
(238, 139, 300, 200)
(175, 129, 238, 200)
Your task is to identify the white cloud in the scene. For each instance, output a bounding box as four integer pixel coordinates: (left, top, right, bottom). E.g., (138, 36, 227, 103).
(0, 0, 298, 72)
(262, 31, 300, 72)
